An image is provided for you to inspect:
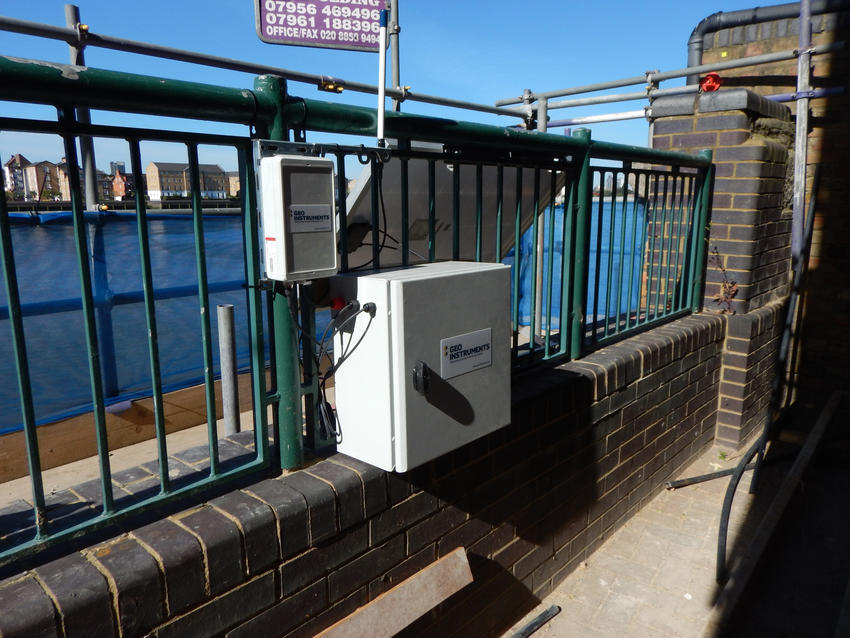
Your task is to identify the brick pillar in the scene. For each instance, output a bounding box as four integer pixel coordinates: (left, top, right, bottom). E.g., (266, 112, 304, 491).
(651, 88, 793, 448)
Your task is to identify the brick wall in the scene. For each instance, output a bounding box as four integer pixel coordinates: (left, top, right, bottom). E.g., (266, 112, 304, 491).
(652, 90, 792, 315)
(715, 300, 785, 447)
(651, 89, 792, 448)
(0, 314, 724, 638)
(699, 8, 850, 404)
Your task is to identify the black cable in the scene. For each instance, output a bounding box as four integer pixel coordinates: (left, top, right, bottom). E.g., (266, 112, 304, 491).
(349, 160, 390, 271)
(314, 304, 366, 368)
(314, 302, 356, 371)
(318, 389, 338, 439)
(360, 235, 426, 261)
(318, 306, 375, 441)
(286, 291, 356, 373)
(285, 288, 321, 360)
(281, 287, 337, 440)
(335, 311, 374, 372)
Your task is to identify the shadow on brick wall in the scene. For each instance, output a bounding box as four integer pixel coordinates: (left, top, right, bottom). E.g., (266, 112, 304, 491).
(401, 368, 598, 547)
(791, 21, 850, 406)
(385, 368, 600, 635)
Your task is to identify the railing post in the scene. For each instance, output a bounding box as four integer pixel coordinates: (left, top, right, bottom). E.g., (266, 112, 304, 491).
(187, 143, 219, 481)
(254, 74, 304, 470)
(569, 128, 592, 360)
(57, 106, 114, 513)
(0, 164, 47, 535)
(239, 142, 272, 466)
(691, 149, 713, 313)
(129, 138, 172, 489)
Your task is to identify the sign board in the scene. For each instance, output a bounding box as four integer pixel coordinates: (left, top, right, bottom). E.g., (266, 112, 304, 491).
(255, 0, 389, 52)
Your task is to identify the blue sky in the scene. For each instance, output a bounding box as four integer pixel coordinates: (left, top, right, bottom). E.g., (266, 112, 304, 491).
(0, 0, 776, 172)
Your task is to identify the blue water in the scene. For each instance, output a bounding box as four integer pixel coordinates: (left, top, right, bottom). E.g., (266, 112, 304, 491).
(0, 212, 255, 435)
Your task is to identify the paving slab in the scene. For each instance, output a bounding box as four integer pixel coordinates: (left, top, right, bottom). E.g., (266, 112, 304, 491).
(501, 439, 782, 638)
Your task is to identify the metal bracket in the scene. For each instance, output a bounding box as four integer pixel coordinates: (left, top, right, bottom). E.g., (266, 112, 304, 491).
(318, 76, 345, 93)
(396, 85, 411, 103)
(521, 88, 537, 130)
(73, 22, 89, 51)
(795, 45, 818, 57)
(645, 69, 659, 94)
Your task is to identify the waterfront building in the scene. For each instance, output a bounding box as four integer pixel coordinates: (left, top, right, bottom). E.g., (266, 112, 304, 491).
(227, 170, 240, 197)
(146, 161, 228, 201)
(111, 168, 141, 200)
(3, 153, 31, 196)
(23, 160, 61, 200)
(55, 161, 113, 203)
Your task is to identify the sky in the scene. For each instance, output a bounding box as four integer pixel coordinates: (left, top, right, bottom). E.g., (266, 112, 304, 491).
(0, 0, 779, 173)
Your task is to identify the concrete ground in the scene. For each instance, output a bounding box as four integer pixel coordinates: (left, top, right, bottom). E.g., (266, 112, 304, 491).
(501, 441, 785, 638)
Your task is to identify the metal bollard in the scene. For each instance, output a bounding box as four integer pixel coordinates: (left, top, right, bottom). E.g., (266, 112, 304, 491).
(217, 304, 239, 436)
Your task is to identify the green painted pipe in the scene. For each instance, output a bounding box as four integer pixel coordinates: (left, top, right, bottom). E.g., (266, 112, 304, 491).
(282, 98, 588, 155)
(0, 55, 275, 126)
(255, 75, 304, 471)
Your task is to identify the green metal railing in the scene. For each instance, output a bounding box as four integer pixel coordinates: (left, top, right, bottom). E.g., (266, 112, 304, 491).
(0, 53, 712, 568)
(584, 159, 711, 347)
(0, 127, 273, 570)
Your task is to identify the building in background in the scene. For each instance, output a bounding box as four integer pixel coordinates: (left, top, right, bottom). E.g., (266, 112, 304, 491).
(23, 160, 61, 201)
(111, 168, 143, 201)
(94, 169, 113, 202)
(145, 162, 228, 201)
(226, 171, 240, 198)
(56, 160, 113, 203)
(3, 154, 31, 197)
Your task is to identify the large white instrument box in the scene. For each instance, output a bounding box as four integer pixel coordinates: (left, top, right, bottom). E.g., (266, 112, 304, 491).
(329, 261, 511, 472)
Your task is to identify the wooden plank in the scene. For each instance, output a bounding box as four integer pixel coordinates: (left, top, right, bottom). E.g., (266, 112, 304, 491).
(317, 547, 473, 638)
(0, 372, 260, 482)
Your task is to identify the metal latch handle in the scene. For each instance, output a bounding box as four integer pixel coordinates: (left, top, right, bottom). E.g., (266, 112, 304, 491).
(412, 360, 430, 397)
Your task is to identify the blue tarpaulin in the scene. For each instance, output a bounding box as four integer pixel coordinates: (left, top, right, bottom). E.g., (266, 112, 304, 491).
(504, 202, 646, 328)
